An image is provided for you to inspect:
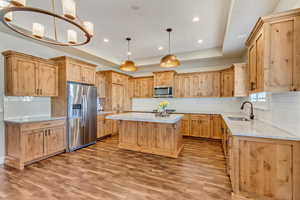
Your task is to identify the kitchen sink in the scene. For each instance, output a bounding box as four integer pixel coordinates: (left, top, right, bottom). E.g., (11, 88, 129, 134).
(228, 116, 250, 121)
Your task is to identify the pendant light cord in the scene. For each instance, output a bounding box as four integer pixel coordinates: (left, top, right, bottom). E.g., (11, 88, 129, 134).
(168, 31, 171, 54)
(127, 39, 130, 60)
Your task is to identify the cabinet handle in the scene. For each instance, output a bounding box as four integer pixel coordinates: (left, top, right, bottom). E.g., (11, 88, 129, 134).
(250, 82, 255, 90)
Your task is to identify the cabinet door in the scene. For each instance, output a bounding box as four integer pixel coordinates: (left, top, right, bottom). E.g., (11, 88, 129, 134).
(38, 62, 58, 96)
(97, 115, 106, 138)
(67, 62, 82, 83)
(81, 66, 95, 84)
(112, 84, 124, 112)
(211, 115, 222, 139)
(190, 115, 211, 138)
(13, 58, 38, 96)
(154, 71, 175, 87)
(182, 75, 193, 97)
(195, 72, 220, 97)
(96, 73, 106, 98)
(248, 44, 257, 92)
(181, 114, 190, 136)
(23, 130, 45, 162)
(268, 20, 294, 91)
(45, 126, 65, 155)
(221, 68, 234, 97)
(105, 119, 113, 135)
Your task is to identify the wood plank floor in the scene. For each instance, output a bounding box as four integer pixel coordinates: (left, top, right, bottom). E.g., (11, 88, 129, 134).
(0, 136, 232, 200)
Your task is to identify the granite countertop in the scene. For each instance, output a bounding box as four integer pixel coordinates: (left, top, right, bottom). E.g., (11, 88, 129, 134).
(97, 111, 113, 115)
(4, 116, 66, 124)
(106, 112, 184, 124)
(221, 113, 300, 141)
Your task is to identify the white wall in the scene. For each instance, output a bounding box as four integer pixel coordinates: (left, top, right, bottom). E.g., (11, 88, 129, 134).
(132, 97, 243, 113)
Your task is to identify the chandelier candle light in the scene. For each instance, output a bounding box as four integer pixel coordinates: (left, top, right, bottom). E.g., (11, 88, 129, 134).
(32, 22, 44, 38)
(0, 0, 94, 46)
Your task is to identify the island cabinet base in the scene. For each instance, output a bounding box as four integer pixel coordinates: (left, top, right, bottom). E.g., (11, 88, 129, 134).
(118, 120, 183, 158)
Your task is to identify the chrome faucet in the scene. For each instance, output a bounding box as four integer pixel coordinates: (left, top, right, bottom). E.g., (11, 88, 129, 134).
(240, 101, 255, 120)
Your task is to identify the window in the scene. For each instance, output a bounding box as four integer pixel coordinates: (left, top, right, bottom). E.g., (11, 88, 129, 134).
(249, 92, 270, 110)
(250, 92, 267, 102)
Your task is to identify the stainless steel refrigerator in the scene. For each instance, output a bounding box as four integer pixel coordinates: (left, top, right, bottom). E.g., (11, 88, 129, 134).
(67, 82, 97, 152)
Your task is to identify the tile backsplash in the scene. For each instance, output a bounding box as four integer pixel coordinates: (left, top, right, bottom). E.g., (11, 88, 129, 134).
(243, 92, 300, 136)
(132, 97, 243, 113)
(4, 96, 51, 119)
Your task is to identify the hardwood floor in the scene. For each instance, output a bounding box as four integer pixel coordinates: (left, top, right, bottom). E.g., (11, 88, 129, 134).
(0, 136, 232, 200)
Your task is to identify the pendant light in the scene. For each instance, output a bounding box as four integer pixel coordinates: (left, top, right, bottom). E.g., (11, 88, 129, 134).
(119, 37, 137, 72)
(160, 28, 181, 68)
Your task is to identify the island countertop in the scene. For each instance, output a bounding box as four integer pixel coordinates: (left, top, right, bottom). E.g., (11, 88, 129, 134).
(106, 112, 184, 124)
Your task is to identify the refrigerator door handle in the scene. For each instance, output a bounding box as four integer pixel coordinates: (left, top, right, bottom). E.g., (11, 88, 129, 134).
(83, 94, 88, 125)
(81, 96, 85, 127)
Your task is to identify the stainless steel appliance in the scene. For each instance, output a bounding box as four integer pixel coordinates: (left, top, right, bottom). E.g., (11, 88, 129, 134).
(153, 87, 173, 98)
(67, 82, 97, 152)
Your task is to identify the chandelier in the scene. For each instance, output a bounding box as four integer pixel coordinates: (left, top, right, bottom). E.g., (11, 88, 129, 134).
(0, 0, 94, 46)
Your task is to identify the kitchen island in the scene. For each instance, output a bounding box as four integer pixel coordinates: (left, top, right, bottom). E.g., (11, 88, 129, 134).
(106, 113, 184, 158)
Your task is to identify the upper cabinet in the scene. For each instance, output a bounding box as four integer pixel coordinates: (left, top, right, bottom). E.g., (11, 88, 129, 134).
(246, 9, 300, 93)
(220, 67, 234, 97)
(51, 56, 96, 85)
(153, 71, 176, 87)
(175, 71, 220, 98)
(133, 77, 154, 98)
(3, 51, 58, 97)
(95, 72, 106, 98)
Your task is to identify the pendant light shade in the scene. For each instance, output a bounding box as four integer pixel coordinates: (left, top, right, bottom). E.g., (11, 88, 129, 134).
(160, 28, 180, 68)
(119, 37, 137, 72)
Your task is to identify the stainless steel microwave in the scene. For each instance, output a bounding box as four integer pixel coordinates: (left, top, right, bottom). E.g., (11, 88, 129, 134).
(153, 87, 173, 98)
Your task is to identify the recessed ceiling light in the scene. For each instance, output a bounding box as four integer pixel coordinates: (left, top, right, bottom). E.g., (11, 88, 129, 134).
(158, 46, 164, 50)
(193, 16, 200, 22)
(197, 39, 203, 44)
(127, 52, 132, 56)
(103, 38, 109, 43)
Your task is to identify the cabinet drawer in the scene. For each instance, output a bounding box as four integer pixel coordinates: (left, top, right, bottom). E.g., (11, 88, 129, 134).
(21, 120, 66, 132)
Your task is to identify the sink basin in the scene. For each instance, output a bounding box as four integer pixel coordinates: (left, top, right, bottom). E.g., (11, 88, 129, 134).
(228, 116, 250, 121)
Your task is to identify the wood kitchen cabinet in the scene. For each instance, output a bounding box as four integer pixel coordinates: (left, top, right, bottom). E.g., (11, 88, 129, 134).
(220, 116, 300, 200)
(50, 57, 97, 117)
(51, 56, 96, 85)
(97, 114, 114, 138)
(95, 72, 106, 98)
(210, 115, 222, 139)
(246, 9, 300, 93)
(181, 114, 190, 136)
(190, 114, 211, 138)
(3, 51, 58, 97)
(97, 71, 132, 113)
(5, 119, 66, 170)
(175, 72, 221, 98)
(220, 67, 234, 97)
(133, 76, 154, 98)
(153, 71, 176, 87)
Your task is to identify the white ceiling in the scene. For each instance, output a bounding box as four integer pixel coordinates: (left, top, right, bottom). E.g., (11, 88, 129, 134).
(0, 0, 286, 70)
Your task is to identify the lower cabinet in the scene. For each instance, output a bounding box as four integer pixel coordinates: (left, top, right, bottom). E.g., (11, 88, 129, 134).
(223, 126, 300, 200)
(180, 114, 222, 139)
(5, 119, 66, 170)
(96, 114, 118, 139)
